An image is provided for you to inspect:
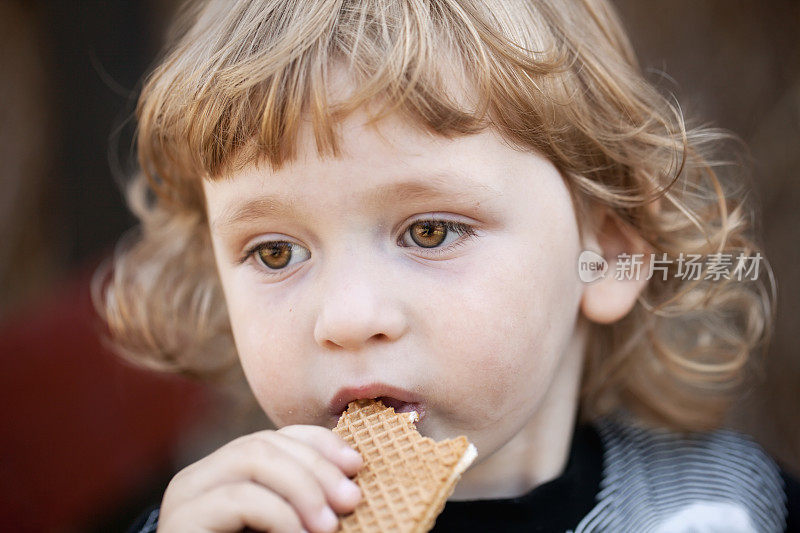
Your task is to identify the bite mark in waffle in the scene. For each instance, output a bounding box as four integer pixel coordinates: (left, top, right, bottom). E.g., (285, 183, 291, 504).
(333, 399, 477, 533)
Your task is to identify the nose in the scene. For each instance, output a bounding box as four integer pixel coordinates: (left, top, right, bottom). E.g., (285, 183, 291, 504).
(313, 253, 408, 352)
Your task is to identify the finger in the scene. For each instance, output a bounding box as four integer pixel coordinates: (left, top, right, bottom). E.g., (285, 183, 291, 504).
(226, 438, 342, 532)
(277, 425, 364, 476)
(163, 436, 335, 529)
(163, 481, 307, 533)
(267, 430, 363, 513)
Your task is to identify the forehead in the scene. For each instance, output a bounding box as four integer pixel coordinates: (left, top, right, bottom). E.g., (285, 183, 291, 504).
(203, 109, 526, 222)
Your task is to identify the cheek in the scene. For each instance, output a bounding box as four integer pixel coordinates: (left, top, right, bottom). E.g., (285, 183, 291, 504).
(425, 260, 552, 423)
(223, 279, 309, 420)
(425, 219, 581, 429)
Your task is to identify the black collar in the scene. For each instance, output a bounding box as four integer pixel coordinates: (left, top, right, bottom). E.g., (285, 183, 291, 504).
(431, 421, 603, 532)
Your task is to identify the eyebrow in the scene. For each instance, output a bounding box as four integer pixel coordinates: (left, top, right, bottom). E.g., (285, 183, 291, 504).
(210, 174, 501, 232)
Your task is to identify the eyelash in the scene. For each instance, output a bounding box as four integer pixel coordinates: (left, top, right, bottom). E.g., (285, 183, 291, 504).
(238, 218, 478, 273)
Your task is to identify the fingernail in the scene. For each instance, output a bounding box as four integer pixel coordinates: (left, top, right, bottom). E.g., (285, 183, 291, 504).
(317, 506, 337, 531)
(338, 478, 361, 500)
(341, 447, 362, 464)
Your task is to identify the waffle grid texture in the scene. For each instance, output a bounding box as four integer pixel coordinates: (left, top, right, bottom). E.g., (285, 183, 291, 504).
(333, 399, 471, 533)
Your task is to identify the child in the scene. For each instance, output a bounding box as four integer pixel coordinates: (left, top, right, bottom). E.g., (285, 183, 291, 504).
(93, 0, 798, 531)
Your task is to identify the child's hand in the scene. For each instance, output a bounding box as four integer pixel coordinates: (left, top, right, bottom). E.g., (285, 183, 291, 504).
(156, 425, 364, 533)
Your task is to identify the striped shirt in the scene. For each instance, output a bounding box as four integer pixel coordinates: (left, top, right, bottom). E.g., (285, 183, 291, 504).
(571, 415, 789, 532)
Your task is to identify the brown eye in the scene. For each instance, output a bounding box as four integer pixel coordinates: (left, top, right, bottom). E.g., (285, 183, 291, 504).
(257, 243, 292, 269)
(251, 241, 310, 271)
(410, 221, 447, 248)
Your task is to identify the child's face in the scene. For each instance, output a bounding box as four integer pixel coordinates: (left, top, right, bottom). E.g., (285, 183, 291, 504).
(204, 110, 586, 492)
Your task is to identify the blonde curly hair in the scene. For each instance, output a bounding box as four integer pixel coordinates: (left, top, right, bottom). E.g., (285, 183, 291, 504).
(92, 0, 775, 432)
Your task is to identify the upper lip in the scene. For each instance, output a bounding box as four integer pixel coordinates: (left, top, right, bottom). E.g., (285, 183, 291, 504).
(328, 383, 422, 417)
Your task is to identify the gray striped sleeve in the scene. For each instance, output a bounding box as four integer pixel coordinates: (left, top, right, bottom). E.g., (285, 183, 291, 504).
(571, 416, 787, 532)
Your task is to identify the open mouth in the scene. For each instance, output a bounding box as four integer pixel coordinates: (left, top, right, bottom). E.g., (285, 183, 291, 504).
(375, 396, 423, 415)
(334, 396, 424, 419)
(328, 384, 426, 420)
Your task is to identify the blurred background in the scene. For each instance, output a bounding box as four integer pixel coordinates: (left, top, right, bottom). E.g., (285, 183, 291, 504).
(0, 1, 797, 531)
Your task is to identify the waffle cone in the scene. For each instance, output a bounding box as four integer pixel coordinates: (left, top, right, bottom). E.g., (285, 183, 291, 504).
(333, 399, 477, 533)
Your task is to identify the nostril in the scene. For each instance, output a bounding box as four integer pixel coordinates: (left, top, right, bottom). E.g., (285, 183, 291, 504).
(314, 301, 408, 350)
